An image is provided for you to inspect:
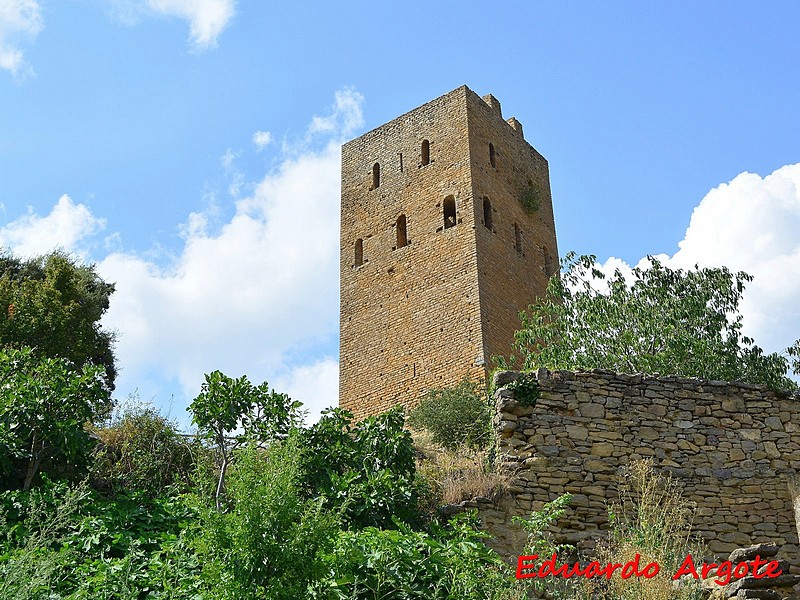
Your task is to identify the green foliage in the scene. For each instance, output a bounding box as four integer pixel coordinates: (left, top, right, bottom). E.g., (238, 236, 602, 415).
(519, 180, 542, 213)
(514, 252, 799, 390)
(194, 438, 338, 600)
(512, 493, 573, 558)
(407, 378, 492, 451)
(300, 406, 419, 529)
(505, 372, 540, 406)
(0, 478, 89, 598)
(0, 369, 526, 598)
(0, 478, 202, 599)
(324, 513, 525, 600)
(90, 401, 197, 498)
(0, 250, 117, 388)
(0, 347, 110, 490)
(188, 370, 304, 509)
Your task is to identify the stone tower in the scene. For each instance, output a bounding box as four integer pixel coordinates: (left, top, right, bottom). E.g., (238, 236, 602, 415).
(340, 86, 558, 419)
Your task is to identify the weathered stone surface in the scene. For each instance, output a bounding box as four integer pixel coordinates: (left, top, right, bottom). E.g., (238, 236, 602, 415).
(472, 369, 800, 572)
(725, 574, 800, 596)
(340, 87, 558, 419)
(728, 543, 779, 563)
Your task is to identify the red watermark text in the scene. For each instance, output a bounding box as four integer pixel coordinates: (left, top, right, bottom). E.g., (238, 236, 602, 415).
(516, 553, 783, 585)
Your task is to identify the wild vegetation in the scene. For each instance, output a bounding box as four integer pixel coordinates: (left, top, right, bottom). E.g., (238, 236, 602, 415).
(0, 249, 767, 598)
(505, 252, 800, 390)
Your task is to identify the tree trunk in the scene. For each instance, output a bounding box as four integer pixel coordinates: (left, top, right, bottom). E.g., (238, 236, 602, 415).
(23, 436, 44, 491)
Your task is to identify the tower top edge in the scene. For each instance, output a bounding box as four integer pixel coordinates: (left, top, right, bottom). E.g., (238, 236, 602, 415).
(342, 85, 488, 148)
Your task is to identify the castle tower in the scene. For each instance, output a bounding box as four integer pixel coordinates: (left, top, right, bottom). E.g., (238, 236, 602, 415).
(340, 86, 558, 419)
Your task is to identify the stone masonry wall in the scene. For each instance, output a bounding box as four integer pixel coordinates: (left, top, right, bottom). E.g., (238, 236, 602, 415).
(479, 369, 800, 574)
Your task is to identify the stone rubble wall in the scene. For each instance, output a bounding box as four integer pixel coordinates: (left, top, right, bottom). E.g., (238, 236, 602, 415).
(480, 369, 800, 575)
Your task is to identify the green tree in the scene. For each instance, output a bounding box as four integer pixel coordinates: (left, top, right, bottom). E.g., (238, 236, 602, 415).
(188, 370, 304, 511)
(0, 347, 111, 490)
(195, 438, 337, 600)
(511, 253, 799, 390)
(0, 250, 116, 388)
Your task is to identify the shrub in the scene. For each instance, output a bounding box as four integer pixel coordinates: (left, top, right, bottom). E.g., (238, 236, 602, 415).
(407, 378, 492, 451)
(194, 437, 338, 600)
(300, 406, 420, 529)
(323, 513, 526, 600)
(0, 347, 110, 491)
(90, 400, 197, 497)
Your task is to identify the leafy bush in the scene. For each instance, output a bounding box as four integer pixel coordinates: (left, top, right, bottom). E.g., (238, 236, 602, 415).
(300, 406, 419, 529)
(408, 378, 492, 451)
(325, 513, 526, 600)
(90, 401, 197, 497)
(194, 437, 338, 600)
(0, 477, 203, 599)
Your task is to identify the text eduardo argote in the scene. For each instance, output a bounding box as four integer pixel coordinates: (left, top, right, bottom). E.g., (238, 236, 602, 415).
(516, 553, 783, 585)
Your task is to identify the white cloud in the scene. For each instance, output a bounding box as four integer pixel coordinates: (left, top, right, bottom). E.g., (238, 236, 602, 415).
(272, 359, 339, 424)
(99, 142, 341, 417)
(598, 163, 800, 357)
(252, 130, 272, 151)
(308, 88, 365, 138)
(0, 194, 106, 258)
(94, 89, 364, 420)
(0, 0, 43, 78)
(669, 164, 800, 353)
(147, 0, 235, 50)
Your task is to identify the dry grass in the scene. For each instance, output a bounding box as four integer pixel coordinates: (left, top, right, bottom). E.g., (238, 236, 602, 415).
(413, 429, 509, 507)
(576, 460, 705, 600)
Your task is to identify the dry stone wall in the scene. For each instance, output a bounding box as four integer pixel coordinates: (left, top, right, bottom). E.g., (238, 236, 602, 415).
(481, 369, 800, 575)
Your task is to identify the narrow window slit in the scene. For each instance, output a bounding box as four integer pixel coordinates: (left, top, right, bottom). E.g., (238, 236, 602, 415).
(396, 214, 408, 248)
(355, 238, 364, 267)
(483, 197, 492, 230)
(372, 162, 380, 189)
(443, 196, 456, 229)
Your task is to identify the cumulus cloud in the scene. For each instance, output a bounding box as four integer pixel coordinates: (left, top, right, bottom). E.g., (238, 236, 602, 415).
(0, 194, 106, 258)
(670, 164, 800, 352)
(598, 163, 800, 356)
(272, 359, 339, 424)
(95, 89, 364, 420)
(147, 0, 235, 50)
(99, 143, 341, 418)
(252, 130, 272, 151)
(308, 88, 365, 139)
(0, 0, 43, 78)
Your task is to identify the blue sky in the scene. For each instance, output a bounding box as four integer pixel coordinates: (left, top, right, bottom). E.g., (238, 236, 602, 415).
(1, 1, 799, 426)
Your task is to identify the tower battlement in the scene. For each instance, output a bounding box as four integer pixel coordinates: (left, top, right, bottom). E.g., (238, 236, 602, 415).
(339, 86, 558, 419)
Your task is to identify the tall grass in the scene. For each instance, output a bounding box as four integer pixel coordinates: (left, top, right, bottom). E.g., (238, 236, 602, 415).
(580, 460, 705, 600)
